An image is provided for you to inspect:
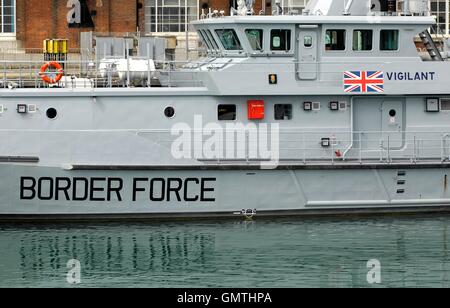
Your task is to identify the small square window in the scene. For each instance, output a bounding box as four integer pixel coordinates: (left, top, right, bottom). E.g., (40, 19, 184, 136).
(353, 30, 373, 51)
(339, 102, 347, 110)
(325, 30, 346, 51)
(380, 30, 399, 51)
(274, 104, 293, 120)
(321, 138, 331, 147)
(218, 104, 236, 120)
(28, 105, 37, 113)
(304, 35, 313, 48)
(303, 102, 312, 111)
(441, 98, 450, 111)
(271, 29, 291, 51)
(17, 104, 27, 114)
(330, 101, 339, 111)
(426, 98, 440, 112)
(312, 102, 321, 111)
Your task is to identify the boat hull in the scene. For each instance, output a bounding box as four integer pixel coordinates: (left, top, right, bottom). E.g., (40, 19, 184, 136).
(1, 163, 450, 220)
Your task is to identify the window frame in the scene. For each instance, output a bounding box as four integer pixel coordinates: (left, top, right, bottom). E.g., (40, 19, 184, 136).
(380, 29, 400, 52)
(215, 28, 243, 51)
(0, 0, 16, 36)
(245, 29, 264, 51)
(324, 29, 347, 52)
(303, 35, 313, 49)
(270, 29, 293, 52)
(274, 104, 293, 121)
(198, 30, 213, 51)
(352, 29, 373, 52)
(144, 0, 198, 33)
(205, 29, 221, 51)
(218, 104, 237, 121)
(440, 98, 450, 111)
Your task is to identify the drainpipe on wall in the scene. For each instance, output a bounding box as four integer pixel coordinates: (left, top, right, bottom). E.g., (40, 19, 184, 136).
(52, 0, 58, 38)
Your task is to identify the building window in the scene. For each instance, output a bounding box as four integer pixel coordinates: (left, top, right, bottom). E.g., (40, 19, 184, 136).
(430, 0, 448, 35)
(218, 104, 237, 121)
(325, 30, 346, 51)
(270, 29, 291, 51)
(274, 104, 293, 120)
(380, 30, 399, 51)
(215, 29, 243, 50)
(0, 0, 15, 34)
(245, 29, 263, 51)
(353, 30, 372, 51)
(145, 0, 198, 33)
(271, 0, 308, 15)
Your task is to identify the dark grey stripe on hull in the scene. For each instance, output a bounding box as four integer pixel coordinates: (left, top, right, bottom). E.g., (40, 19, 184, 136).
(0, 156, 39, 163)
(71, 162, 450, 171)
(2, 206, 450, 222)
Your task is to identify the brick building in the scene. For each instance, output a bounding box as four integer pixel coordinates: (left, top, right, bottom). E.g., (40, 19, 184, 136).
(14, 0, 146, 50)
(2, 0, 310, 50)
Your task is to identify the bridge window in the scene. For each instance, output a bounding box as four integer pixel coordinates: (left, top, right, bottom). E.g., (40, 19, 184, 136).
(245, 29, 263, 51)
(353, 30, 373, 51)
(215, 29, 243, 51)
(271, 29, 291, 51)
(218, 104, 237, 121)
(274, 104, 293, 120)
(325, 30, 346, 51)
(198, 30, 212, 50)
(205, 30, 220, 50)
(380, 30, 399, 51)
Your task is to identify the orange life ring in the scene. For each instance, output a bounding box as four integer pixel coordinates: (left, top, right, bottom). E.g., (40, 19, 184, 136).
(39, 61, 64, 84)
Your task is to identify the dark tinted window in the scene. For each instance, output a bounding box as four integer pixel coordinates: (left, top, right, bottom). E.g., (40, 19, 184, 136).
(271, 29, 291, 51)
(218, 105, 237, 120)
(380, 30, 399, 51)
(274, 104, 293, 120)
(46, 108, 58, 119)
(325, 30, 346, 51)
(246, 29, 263, 51)
(164, 107, 175, 118)
(353, 30, 373, 51)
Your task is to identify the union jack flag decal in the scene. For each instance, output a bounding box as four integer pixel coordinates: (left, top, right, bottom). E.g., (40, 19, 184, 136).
(344, 71, 384, 93)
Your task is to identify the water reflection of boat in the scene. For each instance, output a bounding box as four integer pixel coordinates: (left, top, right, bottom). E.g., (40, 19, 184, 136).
(0, 218, 449, 287)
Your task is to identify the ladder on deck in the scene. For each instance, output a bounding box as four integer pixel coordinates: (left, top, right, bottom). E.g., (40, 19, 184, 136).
(419, 30, 444, 61)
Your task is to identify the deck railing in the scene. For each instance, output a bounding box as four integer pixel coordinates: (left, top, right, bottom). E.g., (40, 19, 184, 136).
(0, 129, 449, 166)
(0, 57, 439, 90)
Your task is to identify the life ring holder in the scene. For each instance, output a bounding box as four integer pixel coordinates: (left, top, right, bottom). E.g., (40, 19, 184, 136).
(39, 61, 64, 84)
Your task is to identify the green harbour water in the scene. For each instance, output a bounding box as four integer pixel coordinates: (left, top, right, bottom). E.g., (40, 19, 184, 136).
(1, 215, 450, 288)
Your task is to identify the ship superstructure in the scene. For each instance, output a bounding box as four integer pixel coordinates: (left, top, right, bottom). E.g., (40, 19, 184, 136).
(1, 0, 450, 220)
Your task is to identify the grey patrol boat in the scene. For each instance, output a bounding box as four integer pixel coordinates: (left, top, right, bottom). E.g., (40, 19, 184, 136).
(1, 0, 450, 220)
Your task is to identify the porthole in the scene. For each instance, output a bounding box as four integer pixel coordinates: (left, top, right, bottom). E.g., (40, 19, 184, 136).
(46, 108, 58, 119)
(164, 106, 175, 118)
(389, 109, 396, 117)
